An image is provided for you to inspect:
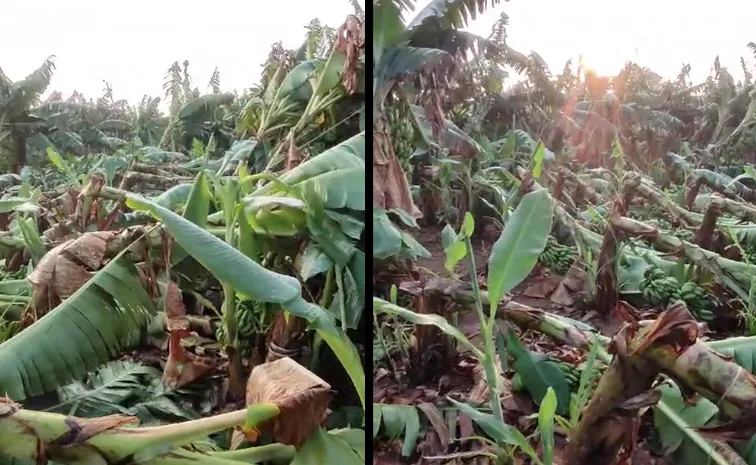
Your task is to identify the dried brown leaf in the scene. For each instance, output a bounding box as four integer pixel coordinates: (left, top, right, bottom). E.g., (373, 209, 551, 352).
(246, 357, 331, 448)
(373, 123, 422, 218)
(334, 15, 364, 95)
(51, 255, 93, 300)
(65, 232, 112, 270)
(417, 403, 450, 449)
(161, 280, 214, 388)
(630, 302, 699, 357)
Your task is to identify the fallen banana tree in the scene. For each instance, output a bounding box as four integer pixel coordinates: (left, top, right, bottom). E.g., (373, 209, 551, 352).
(0, 357, 364, 465)
(610, 213, 754, 300)
(516, 174, 756, 303)
(395, 278, 756, 465)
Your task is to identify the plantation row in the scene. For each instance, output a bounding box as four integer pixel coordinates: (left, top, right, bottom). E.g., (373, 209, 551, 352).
(372, 1, 756, 465)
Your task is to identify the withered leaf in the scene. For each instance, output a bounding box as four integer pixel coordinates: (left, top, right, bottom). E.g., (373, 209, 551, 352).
(245, 357, 331, 448)
(630, 302, 698, 357)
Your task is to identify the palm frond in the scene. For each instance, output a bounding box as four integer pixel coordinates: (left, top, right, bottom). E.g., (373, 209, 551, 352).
(488, 12, 509, 47)
(408, 0, 502, 30)
(47, 361, 160, 417)
(4, 57, 56, 116)
(5, 119, 48, 137)
(97, 119, 134, 132)
(208, 67, 221, 94)
(410, 27, 501, 59)
(44, 360, 208, 423)
(163, 61, 185, 117)
(31, 101, 92, 117)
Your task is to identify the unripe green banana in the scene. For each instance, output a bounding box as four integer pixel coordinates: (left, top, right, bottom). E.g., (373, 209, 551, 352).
(538, 236, 576, 275)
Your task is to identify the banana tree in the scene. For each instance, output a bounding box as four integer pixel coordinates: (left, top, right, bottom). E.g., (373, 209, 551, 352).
(373, 0, 506, 218)
(235, 15, 365, 175)
(159, 93, 236, 155)
(60, 134, 366, 406)
(0, 357, 364, 465)
(0, 57, 56, 172)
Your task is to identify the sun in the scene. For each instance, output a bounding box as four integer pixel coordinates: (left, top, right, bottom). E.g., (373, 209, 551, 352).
(579, 54, 620, 78)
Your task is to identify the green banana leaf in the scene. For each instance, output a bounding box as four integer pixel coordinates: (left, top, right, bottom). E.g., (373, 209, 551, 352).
(127, 195, 365, 409)
(0, 251, 156, 401)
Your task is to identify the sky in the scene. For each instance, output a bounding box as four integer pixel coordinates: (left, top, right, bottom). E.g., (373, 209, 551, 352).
(413, 0, 756, 84)
(4, 0, 754, 108)
(1, 0, 363, 106)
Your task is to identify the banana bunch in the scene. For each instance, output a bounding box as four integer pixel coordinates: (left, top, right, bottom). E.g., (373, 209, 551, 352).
(679, 281, 715, 321)
(215, 299, 264, 358)
(670, 227, 695, 242)
(538, 236, 576, 275)
(0, 320, 20, 344)
(639, 266, 681, 305)
(639, 267, 714, 321)
(0, 268, 26, 281)
(386, 104, 414, 177)
(552, 359, 581, 389)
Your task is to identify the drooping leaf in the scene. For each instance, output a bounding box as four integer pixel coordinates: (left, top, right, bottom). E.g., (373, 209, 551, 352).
(329, 254, 365, 330)
(653, 383, 727, 465)
(326, 211, 365, 240)
(329, 428, 366, 462)
(251, 133, 365, 200)
(374, 0, 409, 63)
(177, 93, 235, 121)
(373, 208, 430, 260)
(128, 195, 301, 303)
(217, 139, 257, 176)
(46, 147, 79, 186)
(448, 398, 538, 458)
(126, 195, 365, 409)
(297, 243, 335, 281)
(16, 217, 45, 262)
(374, 298, 482, 358)
(408, 0, 502, 30)
(276, 61, 318, 103)
(373, 405, 383, 438)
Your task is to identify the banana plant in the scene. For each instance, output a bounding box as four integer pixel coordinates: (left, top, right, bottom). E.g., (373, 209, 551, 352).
(374, 188, 553, 459)
(0, 358, 364, 465)
(237, 15, 364, 175)
(0, 57, 56, 172)
(373, 0, 506, 218)
(127, 193, 366, 410)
